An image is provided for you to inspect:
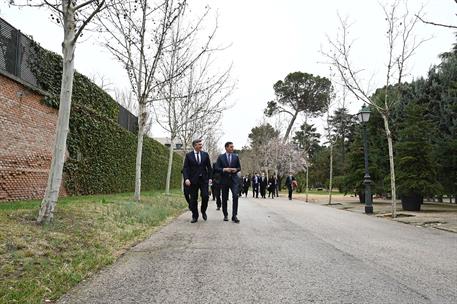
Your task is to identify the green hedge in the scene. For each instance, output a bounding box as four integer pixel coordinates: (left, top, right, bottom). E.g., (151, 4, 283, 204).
(28, 41, 182, 195)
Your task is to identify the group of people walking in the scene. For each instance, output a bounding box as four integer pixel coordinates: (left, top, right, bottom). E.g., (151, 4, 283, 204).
(239, 173, 279, 199)
(182, 139, 241, 223)
(182, 139, 297, 224)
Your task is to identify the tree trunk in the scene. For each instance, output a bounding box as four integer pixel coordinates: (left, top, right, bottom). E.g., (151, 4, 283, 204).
(165, 136, 175, 195)
(305, 165, 309, 203)
(382, 115, 397, 218)
(134, 102, 146, 202)
(37, 3, 76, 224)
(328, 143, 333, 205)
(284, 111, 299, 141)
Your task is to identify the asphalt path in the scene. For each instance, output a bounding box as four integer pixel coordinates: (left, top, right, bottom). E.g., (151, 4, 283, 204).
(59, 195, 457, 304)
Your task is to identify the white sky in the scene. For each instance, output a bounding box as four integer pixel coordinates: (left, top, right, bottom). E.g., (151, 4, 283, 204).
(1, 0, 455, 151)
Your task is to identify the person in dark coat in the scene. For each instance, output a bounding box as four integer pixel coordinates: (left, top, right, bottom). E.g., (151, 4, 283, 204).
(215, 141, 241, 223)
(181, 169, 191, 209)
(182, 139, 212, 223)
(211, 162, 222, 210)
(285, 172, 296, 200)
(252, 173, 260, 198)
(275, 175, 280, 197)
(242, 175, 250, 197)
(268, 175, 277, 199)
(259, 172, 268, 198)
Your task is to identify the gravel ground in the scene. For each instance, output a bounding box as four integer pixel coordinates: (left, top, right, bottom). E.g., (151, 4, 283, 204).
(58, 195, 457, 304)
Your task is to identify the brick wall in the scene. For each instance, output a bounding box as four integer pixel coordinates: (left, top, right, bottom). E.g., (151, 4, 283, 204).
(0, 73, 67, 201)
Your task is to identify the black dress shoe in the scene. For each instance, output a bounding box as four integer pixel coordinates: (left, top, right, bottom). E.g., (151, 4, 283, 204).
(191, 218, 198, 223)
(202, 213, 207, 221)
(223, 216, 228, 221)
(231, 216, 240, 223)
(216, 206, 221, 210)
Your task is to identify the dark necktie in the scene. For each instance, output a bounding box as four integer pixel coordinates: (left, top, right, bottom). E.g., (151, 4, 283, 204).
(228, 154, 231, 166)
(197, 153, 200, 164)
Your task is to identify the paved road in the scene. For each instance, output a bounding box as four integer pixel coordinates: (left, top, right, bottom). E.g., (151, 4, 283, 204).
(59, 196, 457, 304)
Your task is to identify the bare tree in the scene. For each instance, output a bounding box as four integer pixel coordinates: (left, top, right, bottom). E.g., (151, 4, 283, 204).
(177, 77, 232, 154)
(154, 15, 233, 194)
(115, 88, 137, 115)
(96, 0, 215, 201)
(9, 0, 106, 223)
(203, 125, 223, 163)
(326, 108, 334, 205)
(157, 63, 232, 193)
(324, 1, 429, 217)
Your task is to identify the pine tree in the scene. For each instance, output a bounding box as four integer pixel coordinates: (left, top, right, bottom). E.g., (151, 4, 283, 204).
(396, 102, 442, 209)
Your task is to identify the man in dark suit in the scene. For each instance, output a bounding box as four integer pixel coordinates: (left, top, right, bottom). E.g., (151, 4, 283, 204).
(182, 139, 212, 223)
(285, 172, 296, 200)
(211, 162, 222, 210)
(268, 175, 277, 199)
(259, 172, 268, 198)
(252, 173, 259, 198)
(181, 169, 191, 210)
(215, 141, 241, 223)
(242, 175, 250, 197)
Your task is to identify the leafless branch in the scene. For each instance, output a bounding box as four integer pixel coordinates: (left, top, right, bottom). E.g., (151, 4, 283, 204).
(415, 14, 457, 29)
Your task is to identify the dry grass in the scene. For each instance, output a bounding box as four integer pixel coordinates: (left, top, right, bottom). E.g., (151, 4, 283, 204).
(0, 191, 187, 303)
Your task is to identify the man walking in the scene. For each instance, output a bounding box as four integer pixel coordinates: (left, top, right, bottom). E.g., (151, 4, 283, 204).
(211, 162, 222, 210)
(242, 175, 250, 197)
(268, 175, 277, 199)
(252, 172, 259, 198)
(259, 172, 268, 199)
(182, 139, 212, 223)
(215, 142, 241, 223)
(285, 172, 296, 200)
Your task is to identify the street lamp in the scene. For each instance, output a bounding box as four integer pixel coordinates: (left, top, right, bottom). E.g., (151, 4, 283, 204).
(357, 104, 373, 214)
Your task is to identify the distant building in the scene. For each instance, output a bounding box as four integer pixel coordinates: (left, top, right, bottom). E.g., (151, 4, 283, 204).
(154, 137, 186, 155)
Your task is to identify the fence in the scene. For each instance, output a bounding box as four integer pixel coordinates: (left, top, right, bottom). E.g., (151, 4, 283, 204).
(0, 17, 138, 134)
(118, 105, 138, 133)
(0, 17, 38, 87)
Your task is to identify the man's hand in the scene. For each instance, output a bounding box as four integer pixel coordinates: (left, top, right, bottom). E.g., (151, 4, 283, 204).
(185, 179, 191, 186)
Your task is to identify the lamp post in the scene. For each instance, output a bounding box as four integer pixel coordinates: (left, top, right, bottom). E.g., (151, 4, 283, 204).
(357, 104, 373, 214)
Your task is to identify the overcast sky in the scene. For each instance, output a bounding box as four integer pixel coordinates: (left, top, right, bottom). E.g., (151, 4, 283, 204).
(1, 0, 455, 151)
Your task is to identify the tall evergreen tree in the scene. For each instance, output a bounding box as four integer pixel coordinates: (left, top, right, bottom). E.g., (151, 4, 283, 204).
(396, 102, 442, 203)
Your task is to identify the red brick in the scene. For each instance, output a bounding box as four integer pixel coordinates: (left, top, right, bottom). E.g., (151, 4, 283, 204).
(0, 74, 67, 202)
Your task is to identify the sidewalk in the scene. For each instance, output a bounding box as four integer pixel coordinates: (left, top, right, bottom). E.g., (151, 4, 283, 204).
(292, 192, 457, 233)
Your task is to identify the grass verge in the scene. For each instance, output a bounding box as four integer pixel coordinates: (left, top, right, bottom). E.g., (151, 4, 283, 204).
(0, 191, 187, 303)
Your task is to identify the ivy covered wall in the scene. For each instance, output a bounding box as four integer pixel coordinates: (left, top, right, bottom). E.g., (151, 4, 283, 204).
(28, 42, 182, 195)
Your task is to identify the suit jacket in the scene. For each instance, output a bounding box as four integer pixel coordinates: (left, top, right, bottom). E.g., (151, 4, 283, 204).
(243, 177, 250, 189)
(252, 175, 259, 187)
(285, 175, 296, 188)
(268, 177, 276, 189)
(183, 151, 212, 185)
(212, 162, 222, 185)
(259, 176, 268, 188)
(215, 153, 241, 185)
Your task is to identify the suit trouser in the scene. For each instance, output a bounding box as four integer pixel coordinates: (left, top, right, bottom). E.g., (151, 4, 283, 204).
(221, 182, 239, 218)
(213, 183, 222, 208)
(260, 186, 266, 198)
(183, 185, 191, 208)
(287, 185, 293, 199)
(189, 177, 209, 219)
(252, 185, 259, 198)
